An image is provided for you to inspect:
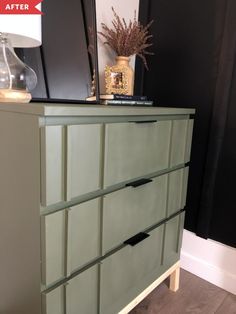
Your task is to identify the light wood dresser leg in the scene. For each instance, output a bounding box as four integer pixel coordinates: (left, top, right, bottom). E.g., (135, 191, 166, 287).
(169, 265, 180, 292)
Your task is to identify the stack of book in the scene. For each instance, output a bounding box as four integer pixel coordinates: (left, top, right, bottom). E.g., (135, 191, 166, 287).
(100, 94, 153, 106)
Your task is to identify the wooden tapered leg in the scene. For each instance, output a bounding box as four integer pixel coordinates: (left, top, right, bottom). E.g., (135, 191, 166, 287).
(119, 262, 180, 314)
(169, 266, 180, 292)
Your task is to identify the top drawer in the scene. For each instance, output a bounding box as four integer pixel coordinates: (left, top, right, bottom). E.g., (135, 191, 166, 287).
(40, 118, 193, 205)
(104, 120, 172, 187)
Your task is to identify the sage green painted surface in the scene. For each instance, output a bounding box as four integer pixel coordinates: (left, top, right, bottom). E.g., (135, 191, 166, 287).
(185, 119, 194, 162)
(104, 121, 172, 187)
(42, 265, 99, 314)
(167, 167, 189, 217)
(41, 126, 64, 206)
(100, 226, 164, 314)
(102, 174, 168, 253)
(167, 169, 184, 217)
(0, 103, 194, 314)
(170, 119, 188, 167)
(163, 213, 184, 267)
(41, 210, 66, 286)
(42, 286, 64, 314)
(66, 265, 98, 314)
(42, 114, 191, 127)
(67, 124, 102, 200)
(0, 102, 195, 116)
(0, 111, 42, 313)
(181, 167, 189, 209)
(67, 198, 101, 275)
(177, 212, 186, 253)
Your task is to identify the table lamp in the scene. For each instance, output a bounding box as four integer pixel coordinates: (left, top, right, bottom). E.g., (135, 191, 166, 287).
(0, 12, 41, 103)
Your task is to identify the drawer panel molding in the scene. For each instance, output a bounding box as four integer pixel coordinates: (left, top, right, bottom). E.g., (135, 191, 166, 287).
(41, 126, 65, 206)
(170, 119, 188, 167)
(167, 167, 189, 217)
(163, 212, 185, 267)
(41, 210, 66, 287)
(41, 124, 103, 208)
(67, 198, 101, 276)
(42, 265, 98, 314)
(41, 198, 101, 287)
(66, 124, 102, 200)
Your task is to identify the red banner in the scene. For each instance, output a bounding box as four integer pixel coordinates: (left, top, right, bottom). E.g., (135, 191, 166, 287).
(0, 0, 42, 14)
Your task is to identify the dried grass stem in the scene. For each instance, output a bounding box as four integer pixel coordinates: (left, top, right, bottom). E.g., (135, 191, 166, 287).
(98, 7, 154, 69)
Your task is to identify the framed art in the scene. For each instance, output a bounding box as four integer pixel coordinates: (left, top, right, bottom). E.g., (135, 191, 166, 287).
(105, 64, 130, 95)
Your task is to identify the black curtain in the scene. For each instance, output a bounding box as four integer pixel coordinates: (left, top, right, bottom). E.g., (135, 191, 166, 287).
(197, 0, 236, 247)
(138, 0, 236, 247)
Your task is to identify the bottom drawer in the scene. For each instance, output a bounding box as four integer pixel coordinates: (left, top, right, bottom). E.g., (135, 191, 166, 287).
(100, 225, 164, 314)
(42, 213, 185, 314)
(42, 286, 64, 314)
(163, 212, 185, 267)
(42, 264, 98, 314)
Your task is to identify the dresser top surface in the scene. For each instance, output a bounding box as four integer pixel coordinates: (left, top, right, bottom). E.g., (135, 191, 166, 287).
(0, 103, 195, 116)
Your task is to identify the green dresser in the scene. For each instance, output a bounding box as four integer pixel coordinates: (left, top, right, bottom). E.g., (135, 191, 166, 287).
(0, 103, 194, 314)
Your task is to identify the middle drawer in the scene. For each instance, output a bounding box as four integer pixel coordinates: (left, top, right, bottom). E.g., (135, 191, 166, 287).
(41, 198, 101, 287)
(102, 167, 189, 254)
(102, 174, 168, 254)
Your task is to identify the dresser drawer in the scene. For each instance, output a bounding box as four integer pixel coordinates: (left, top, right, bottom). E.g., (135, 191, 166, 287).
(41, 198, 101, 286)
(102, 174, 168, 253)
(104, 120, 172, 187)
(167, 167, 189, 217)
(100, 225, 164, 314)
(66, 265, 98, 314)
(42, 264, 98, 314)
(170, 119, 194, 167)
(42, 286, 64, 314)
(40, 124, 102, 206)
(163, 212, 185, 267)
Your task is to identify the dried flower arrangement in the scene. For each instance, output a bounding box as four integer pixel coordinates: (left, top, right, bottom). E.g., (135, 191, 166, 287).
(98, 7, 154, 69)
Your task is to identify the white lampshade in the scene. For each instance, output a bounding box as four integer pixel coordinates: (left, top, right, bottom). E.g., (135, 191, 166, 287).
(0, 8, 41, 47)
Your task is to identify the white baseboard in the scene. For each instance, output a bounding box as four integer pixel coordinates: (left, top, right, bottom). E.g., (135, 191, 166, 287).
(180, 230, 236, 295)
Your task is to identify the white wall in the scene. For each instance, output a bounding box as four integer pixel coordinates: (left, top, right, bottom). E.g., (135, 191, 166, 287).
(181, 229, 236, 295)
(96, 0, 140, 93)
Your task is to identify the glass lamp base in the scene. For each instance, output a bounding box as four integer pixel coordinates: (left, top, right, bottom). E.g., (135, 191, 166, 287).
(0, 89, 32, 103)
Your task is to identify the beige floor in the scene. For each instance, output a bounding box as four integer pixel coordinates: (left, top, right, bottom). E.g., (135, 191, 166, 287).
(130, 269, 236, 314)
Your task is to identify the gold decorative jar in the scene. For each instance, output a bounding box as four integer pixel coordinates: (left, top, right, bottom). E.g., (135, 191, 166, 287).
(105, 56, 134, 95)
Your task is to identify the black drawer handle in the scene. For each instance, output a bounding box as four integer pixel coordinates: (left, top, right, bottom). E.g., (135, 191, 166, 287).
(130, 120, 157, 124)
(124, 232, 150, 246)
(126, 178, 153, 188)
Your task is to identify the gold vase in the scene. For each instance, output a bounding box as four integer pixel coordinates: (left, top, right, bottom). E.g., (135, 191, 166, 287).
(105, 56, 134, 95)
